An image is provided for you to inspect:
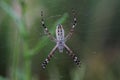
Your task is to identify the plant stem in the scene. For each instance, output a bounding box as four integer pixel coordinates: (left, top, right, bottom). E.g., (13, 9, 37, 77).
(24, 58, 31, 80)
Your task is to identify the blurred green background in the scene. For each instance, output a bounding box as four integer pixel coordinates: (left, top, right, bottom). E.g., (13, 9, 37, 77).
(0, 0, 120, 80)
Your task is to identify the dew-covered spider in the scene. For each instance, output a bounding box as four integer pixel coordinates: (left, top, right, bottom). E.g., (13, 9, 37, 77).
(41, 10, 80, 69)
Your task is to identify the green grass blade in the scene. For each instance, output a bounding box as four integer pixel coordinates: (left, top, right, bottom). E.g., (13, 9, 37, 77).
(0, 1, 27, 38)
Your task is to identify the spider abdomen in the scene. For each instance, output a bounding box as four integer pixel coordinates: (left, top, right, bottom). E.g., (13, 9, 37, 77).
(56, 24, 64, 41)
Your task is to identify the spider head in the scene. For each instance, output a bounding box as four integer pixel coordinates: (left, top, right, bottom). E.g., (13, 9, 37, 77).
(57, 41, 64, 53)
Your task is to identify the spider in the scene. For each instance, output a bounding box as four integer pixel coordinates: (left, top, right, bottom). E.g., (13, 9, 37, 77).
(41, 10, 80, 69)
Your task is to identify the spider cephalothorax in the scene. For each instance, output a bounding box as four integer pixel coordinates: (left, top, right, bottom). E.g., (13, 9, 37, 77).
(41, 10, 80, 69)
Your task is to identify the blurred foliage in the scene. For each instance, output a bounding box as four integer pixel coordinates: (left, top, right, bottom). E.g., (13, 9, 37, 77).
(0, 0, 120, 80)
(0, 76, 7, 80)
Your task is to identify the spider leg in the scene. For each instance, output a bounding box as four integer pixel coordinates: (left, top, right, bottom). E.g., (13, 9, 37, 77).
(41, 11, 56, 42)
(41, 45, 58, 69)
(65, 10, 77, 41)
(64, 44, 80, 66)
